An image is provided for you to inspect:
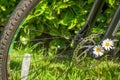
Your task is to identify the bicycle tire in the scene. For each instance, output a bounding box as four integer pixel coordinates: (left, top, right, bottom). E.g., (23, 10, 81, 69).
(0, 0, 40, 80)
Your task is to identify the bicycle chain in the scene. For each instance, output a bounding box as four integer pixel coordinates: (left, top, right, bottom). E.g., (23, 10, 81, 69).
(72, 34, 99, 63)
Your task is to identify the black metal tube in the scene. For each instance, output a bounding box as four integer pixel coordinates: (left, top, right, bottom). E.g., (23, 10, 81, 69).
(75, 0, 105, 40)
(112, 19, 120, 36)
(78, 0, 105, 35)
(86, 0, 105, 26)
(104, 5, 120, 38)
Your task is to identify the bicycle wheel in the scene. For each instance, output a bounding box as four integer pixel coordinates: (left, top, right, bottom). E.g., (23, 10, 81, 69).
(0, 0, 120, 80)
(0, 0, 40, 79)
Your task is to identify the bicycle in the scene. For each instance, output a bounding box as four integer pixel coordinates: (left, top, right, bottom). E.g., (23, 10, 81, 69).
(0, 0, 120, 80)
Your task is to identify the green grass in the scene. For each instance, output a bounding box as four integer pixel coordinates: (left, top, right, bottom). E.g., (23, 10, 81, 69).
(9, 46, 120, 80)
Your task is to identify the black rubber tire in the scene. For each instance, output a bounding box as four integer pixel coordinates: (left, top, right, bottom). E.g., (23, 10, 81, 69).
(0, 0, 40, 80)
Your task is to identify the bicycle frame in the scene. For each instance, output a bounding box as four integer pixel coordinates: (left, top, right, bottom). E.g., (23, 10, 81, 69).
(105, 5, 120, 38)
(75, 0, 120, 40)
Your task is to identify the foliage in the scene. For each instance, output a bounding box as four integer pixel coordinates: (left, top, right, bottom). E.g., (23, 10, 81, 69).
(21, 0, 90, 42)
(0, 0, 20, 25)
(0, 0, 120, 49)
(19, 0, 119, 49)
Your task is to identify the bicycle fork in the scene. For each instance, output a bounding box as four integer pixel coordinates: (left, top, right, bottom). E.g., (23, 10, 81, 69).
(104, 5, 120, 39)
(75, 0, 105, 41)
(75, 0, 120, 41)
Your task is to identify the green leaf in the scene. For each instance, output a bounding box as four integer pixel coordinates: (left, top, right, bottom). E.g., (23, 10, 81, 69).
(61, 28, 71, 39)
(97, 14, 106, 22)
(52, 19, 59, 29)
(0, 5, 6, 11)
(44, 9, 55, 20)
(49, 28, 60, 36)
(20, 35, 30, 45)
(35, 25, 44, 36)
(49, 39, 66, 49)
(68, 18, 77, 29)
(91, 27, 104, 34)
(34, 1, 48, 16)
(108, 0, 115, 6)
(59, 11, 74, 26)
(55, 1, 71, 9)
(88, 0, 94, 4)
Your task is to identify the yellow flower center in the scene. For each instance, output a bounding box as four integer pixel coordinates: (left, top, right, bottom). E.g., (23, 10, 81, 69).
(105, 42, 110, 47)
(96, 48, 101, 53)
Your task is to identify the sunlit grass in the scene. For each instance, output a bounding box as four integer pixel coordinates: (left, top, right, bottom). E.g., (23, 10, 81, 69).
(9, 46, 120, 80)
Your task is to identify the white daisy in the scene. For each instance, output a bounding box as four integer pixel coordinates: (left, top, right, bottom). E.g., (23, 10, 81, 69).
(102, 38, 114, 51)
(93, 45, 104, 57)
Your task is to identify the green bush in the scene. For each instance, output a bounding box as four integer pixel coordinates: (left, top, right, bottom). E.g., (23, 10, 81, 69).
(0, 0, 20, 25)
(0, 0, 119, 49)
